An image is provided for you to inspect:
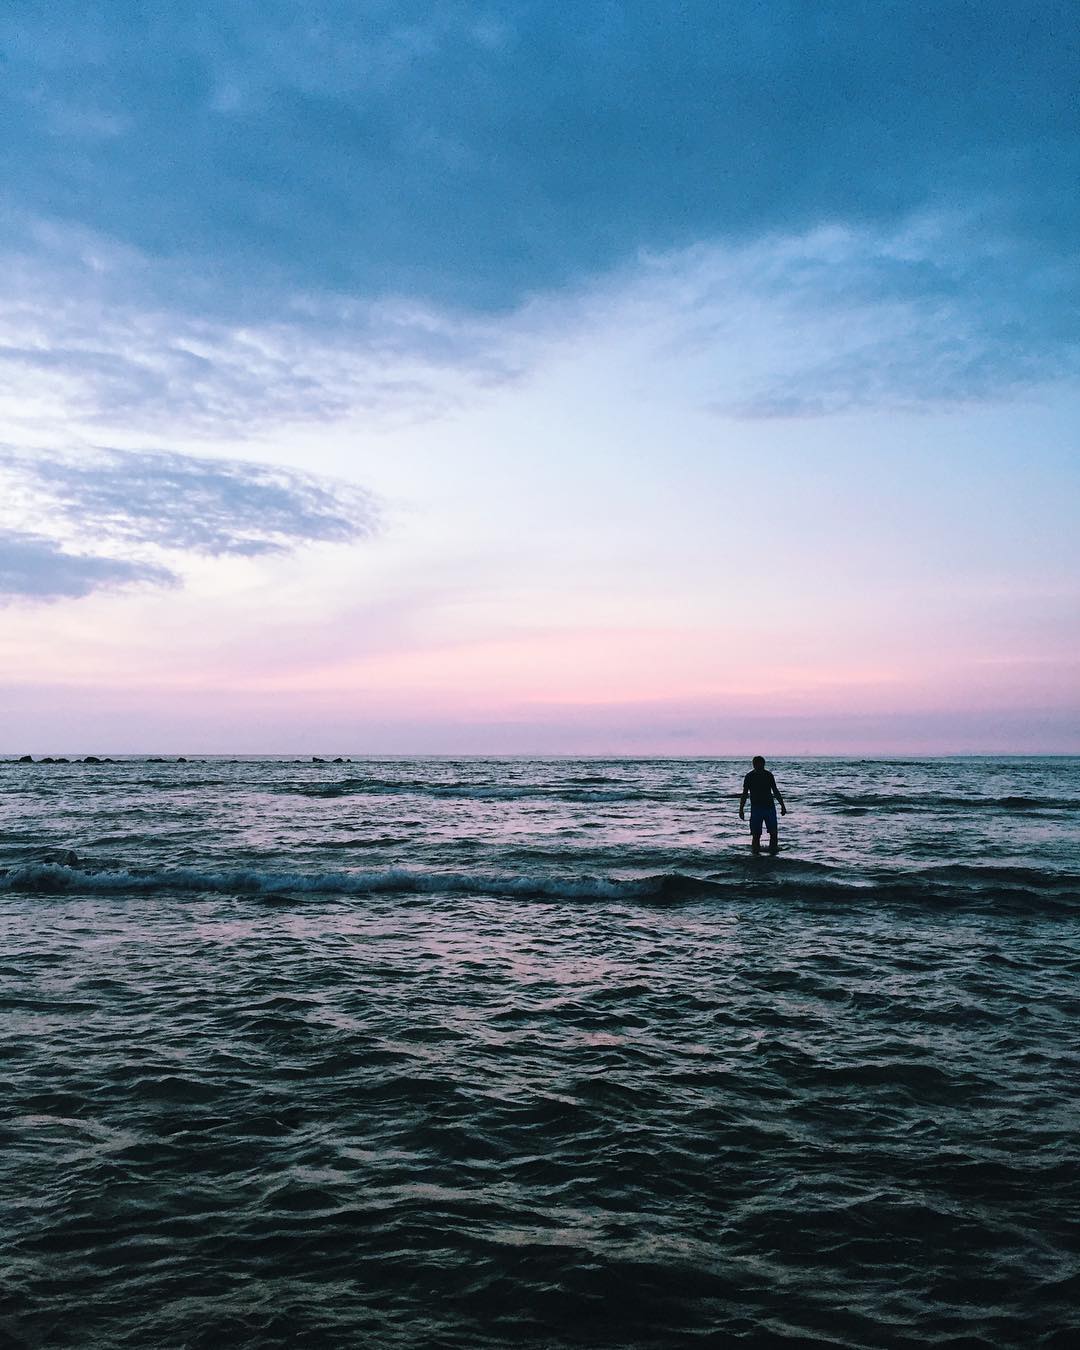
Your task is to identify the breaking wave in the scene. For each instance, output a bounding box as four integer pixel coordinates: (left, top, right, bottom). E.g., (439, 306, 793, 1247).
(4, 857, 1076, 910)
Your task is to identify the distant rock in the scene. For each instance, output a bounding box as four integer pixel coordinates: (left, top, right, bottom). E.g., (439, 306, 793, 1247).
(17, 754, 32, 763)
(148, 757, 165, 762)
(176, 756, 188, 763)
(83, 756, 102, 764)
(41, 756, 55, 763)
(312, 756, 325, 763)
(333, 757, 345, 763)
(55, 757, 70, 763)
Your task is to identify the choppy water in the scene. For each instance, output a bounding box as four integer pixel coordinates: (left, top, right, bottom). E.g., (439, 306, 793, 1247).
(2, 756, 1078, 1347)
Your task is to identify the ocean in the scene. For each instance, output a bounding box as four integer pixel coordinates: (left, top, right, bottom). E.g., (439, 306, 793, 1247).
(2, 756, 1078, 1348)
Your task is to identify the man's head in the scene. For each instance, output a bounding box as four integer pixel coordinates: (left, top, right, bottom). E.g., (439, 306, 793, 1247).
(752, 755, 765, 769)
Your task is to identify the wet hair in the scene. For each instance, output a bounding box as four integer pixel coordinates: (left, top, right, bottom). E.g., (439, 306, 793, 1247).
(752, 756, 766, 768)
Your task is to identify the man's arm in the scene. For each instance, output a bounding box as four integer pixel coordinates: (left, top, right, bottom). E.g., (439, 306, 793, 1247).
(771, 774, 787, 814)
(739, 778, 749, 819)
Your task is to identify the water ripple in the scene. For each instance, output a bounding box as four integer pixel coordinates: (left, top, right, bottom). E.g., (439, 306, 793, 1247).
(2, 757, 1078, 1346)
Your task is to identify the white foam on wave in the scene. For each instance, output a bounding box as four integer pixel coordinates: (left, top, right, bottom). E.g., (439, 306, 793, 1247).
(3, 858, 1068, 909)
(0, 861, 672, 902)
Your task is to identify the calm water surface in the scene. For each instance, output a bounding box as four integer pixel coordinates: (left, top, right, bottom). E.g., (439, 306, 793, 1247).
(2, 757, 1078, 1347)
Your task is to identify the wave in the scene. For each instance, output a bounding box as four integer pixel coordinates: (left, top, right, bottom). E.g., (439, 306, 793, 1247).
(829, 792, 1080, 812)
(3, 858, 1075, 908)
(289, 777, 652, 804)
(908, 861, 1080, 892)
(1, 861, 706, 902)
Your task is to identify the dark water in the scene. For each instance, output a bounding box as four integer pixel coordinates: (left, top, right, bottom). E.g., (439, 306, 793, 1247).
(2, 757, 1078, 1348)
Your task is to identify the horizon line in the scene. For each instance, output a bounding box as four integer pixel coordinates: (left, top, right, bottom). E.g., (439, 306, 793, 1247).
(4, 751, 1079, 761)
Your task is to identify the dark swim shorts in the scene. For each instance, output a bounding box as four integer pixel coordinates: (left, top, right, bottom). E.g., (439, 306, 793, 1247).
(749, 803, 778, 833)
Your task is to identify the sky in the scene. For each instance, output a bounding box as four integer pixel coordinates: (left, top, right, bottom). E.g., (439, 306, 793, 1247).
(1, 0, 1078, 754)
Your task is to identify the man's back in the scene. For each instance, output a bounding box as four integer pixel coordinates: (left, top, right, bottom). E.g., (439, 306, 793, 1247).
(742, 767, 777, 806)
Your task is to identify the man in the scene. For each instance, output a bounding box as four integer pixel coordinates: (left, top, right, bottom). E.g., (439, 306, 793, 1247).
(739, 756, 787, 855)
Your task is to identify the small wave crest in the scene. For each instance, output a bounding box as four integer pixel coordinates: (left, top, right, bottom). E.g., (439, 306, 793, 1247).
(0, 860, 725, 903)
(911, 861, 1080, 893)
(829, 792, 1080, 812)
(289, 777, 649, 804)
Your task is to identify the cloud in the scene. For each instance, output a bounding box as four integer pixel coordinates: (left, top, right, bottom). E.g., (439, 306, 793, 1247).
(4, 212, 1078, 450)
(734, 223, 1080, 415)
(1, 3, 1076, 436)
(0, 229, 521, 438)
(0, 528, 176, 602)
(1, 2, 1075, 315)
(0, 446, 381, 596)
(603, 219, 1080, 417)
(0, 213, 1076, 456)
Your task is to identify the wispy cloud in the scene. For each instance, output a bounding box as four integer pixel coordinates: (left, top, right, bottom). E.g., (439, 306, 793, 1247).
(6, 208, 1076, 453)
(0, 445, 381, 598)
(605, 219, 1080, 418)
(725, 225, 1080, 416)
(0, 224, 521, 440)
(9, 447, 380, 556)
(0, 528, 176, 602)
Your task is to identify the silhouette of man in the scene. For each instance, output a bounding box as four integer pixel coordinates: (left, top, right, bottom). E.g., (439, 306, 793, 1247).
(739, 756, 787, 855)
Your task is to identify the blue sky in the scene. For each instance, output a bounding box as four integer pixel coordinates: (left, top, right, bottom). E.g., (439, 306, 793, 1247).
(1, 1, 1077, 752)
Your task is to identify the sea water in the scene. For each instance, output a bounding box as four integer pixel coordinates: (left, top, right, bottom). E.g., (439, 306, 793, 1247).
(2, 756, 1078, 1347)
